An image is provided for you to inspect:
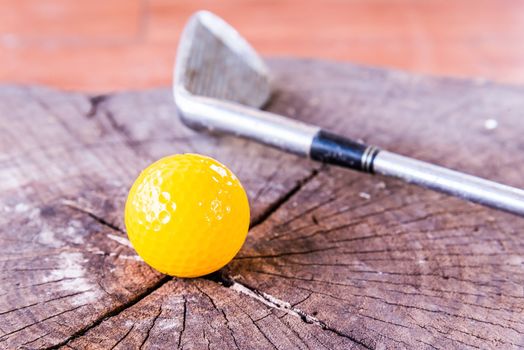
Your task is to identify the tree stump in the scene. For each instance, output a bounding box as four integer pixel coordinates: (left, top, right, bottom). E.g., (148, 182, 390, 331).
(1, 59, 524, 349)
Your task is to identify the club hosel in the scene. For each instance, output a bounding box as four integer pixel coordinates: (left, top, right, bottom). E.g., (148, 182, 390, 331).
(309, 130, 380, 173)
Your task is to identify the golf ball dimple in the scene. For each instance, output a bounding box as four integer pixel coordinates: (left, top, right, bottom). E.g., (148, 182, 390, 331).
(125, 153, 250, 277)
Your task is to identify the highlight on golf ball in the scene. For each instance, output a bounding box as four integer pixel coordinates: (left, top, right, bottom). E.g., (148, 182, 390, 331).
(124, 153, 250, 277)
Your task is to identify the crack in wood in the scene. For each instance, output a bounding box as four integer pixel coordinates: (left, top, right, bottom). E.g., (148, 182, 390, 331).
(139, 305, 162, 349)
(194, 284, 240, 350)
(227, 278, 373, 349)
(85, 93, 152, 163)
(418, 323, 483, 349)
(271, 195, 337, 236)
(252, 154, 283, 205)
(177, 297, 187, 350)
(249, 166, 322, 229)
(0, 304, 87, 341)
(278, 314, 313, 350)
(250, 267, 524, 303)
(62, 200, 125, 235)
(416, 339, 440, 350)
(0, 301, 40, 316)
(236, 246, 339, 260)
(44, 276, 171, 349)
(86, 95, 108, 118)
(243, 310, 279, 350)
(291, 284, 412, 330)
(20, 331, 51, 348)
(202, 329, 210, 350)
(203, 256, 377, 347)
(109, 324, 134, 350)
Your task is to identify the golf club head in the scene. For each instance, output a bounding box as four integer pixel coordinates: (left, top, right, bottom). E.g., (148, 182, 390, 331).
(174, 11, 271, 126)
(173, 11, 319, 155)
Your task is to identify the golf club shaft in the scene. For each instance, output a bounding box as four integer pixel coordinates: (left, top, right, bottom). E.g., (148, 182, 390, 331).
(310, 130, 524, 216)
(175, 94, 524, 216)
(373, 150, 524, 216)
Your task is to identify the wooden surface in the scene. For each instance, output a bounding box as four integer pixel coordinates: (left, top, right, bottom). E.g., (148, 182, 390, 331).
(2, 0, 524, 91)
(2, 58, 524, 349)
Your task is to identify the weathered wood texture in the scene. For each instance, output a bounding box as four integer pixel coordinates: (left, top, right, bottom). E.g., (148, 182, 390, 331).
(1, 59, 524, 349)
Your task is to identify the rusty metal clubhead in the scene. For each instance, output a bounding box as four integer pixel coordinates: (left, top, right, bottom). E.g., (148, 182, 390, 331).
(174, 11, 271, 119)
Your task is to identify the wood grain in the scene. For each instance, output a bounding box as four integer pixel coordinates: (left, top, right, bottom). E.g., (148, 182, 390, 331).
(2, 0, 524, 91)
(0, 82, 316, 348)
(1, 59, 524, 348)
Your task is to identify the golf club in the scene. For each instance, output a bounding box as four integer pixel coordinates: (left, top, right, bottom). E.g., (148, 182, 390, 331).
(173, 10, 524, 217)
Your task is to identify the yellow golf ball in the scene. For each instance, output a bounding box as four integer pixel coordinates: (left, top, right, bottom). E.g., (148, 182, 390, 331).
(125, 153, 250, 277)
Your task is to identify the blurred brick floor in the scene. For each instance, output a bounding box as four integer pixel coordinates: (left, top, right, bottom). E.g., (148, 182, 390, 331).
(1, 0, 524, 92)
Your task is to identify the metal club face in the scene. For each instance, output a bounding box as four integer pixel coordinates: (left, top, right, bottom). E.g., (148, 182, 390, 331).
(173, 10, 319, 156)
(174, 11, 271, 110)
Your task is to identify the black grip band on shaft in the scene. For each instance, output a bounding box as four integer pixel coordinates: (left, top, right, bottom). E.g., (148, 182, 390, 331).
(310, 130, 379, 173)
